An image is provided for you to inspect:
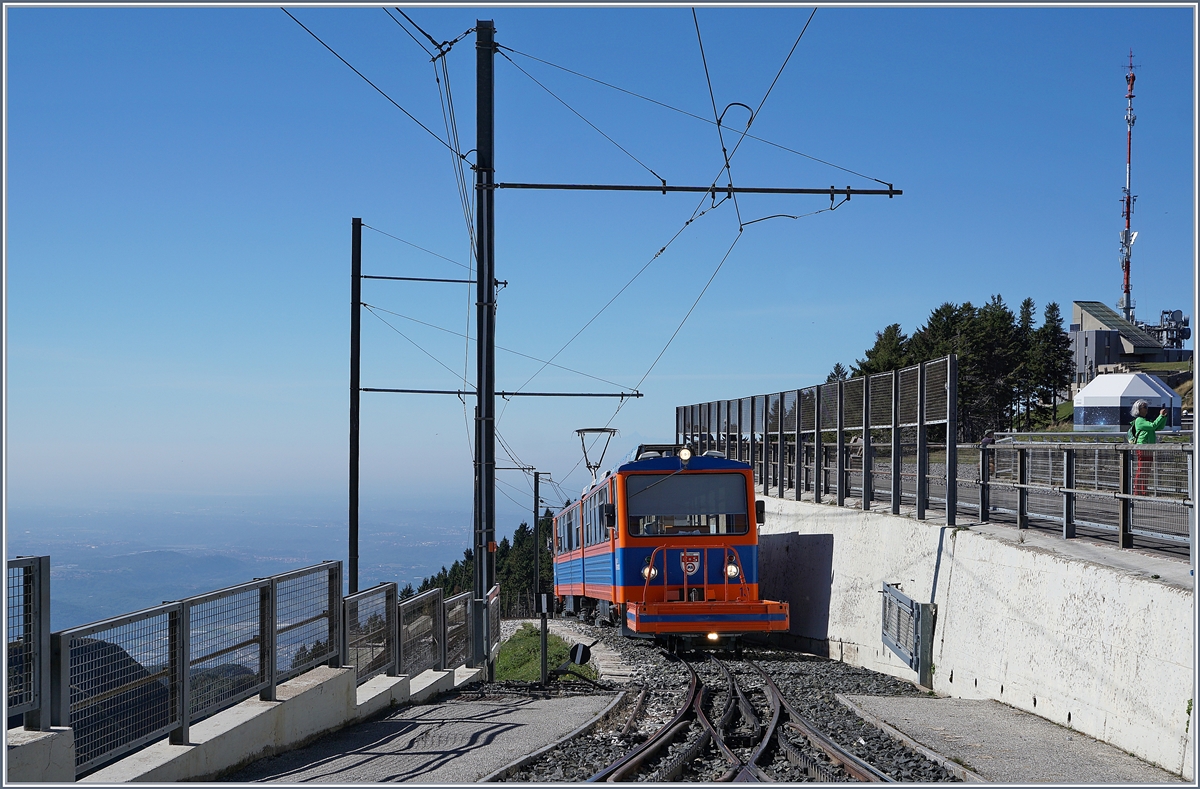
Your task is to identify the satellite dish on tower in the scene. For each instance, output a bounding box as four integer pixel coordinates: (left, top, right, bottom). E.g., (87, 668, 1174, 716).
(575, 428, 619, 484)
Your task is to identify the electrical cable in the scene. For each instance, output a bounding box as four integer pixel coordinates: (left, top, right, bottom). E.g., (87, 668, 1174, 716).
(363, 304, 472, 388)
(498, 50, 667, 187)
(497, 20, 888, 187)
(382, 7, 434, 58)
(361, 223, 470, 271)
(280, 8, 460, 158)
(360, 303, 638, 391)
(693, 8, 743, 229)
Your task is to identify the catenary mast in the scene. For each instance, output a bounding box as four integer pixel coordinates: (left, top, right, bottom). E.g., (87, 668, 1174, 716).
(1118, 51, 1137, 322)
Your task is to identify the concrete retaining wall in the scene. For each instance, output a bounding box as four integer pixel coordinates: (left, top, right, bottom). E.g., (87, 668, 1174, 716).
(758, 497, 1195, 779)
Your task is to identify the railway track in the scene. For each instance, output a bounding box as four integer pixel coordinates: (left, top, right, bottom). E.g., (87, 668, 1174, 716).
(586, 654, 893, 782)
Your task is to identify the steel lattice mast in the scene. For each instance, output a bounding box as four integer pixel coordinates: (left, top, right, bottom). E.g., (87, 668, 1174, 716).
(1119, 51, 1137, 323)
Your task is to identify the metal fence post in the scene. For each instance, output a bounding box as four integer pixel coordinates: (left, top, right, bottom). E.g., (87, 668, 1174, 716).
(793, 390, 802, 501)
(387, 585, 400, 677)
(749, 397, 758, 487)
(862, 375, 872, 511)
(836, 381, 846, 507)
(1063, 448, 1076, 538)
(259, 578, 277, 701)
(916, 362, 927, 520)
(946, 354, 958, 526)
(49, 632, 69, 728)
(1017, 447, 1029, 530)
(328, 562, 344, 668)
(814, 385, 823, 504)
(776, 392, 785, 497)
(1189, 450, 1195, 578)
(169, 602, 191, 745)
(891, 370, 901, 515)
(980, 446, 990, 522)
(1119, 447, 1133, 548)
(25, 556, 51, 731)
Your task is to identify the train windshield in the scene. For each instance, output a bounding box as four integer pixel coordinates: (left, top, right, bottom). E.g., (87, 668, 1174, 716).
(625, 473, 749, 536)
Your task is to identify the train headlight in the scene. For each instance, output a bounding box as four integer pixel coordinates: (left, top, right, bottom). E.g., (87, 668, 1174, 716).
(707, 632, 720, 641)
(679, 447, 693, 462)
(641, 564, 658, 580)
(726, 563, 741, 578)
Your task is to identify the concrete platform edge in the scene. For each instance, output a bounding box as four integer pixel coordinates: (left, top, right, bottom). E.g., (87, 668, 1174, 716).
(835, 693, 986, 783)
(479, 689, 628, 782)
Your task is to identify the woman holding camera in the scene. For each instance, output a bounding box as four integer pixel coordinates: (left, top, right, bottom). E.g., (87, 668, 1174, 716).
(1130, 399, 1168, 496)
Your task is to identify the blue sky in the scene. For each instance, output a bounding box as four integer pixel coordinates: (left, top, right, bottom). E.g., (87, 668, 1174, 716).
(5, 5, 1196, 552)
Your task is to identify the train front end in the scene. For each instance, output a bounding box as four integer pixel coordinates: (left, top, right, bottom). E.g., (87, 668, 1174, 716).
(614, 448, 789, 650)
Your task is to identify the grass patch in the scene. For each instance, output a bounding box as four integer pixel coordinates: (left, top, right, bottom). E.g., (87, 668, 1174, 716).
(495, 622, 600, 682)
(1133, 361, 1193, 372)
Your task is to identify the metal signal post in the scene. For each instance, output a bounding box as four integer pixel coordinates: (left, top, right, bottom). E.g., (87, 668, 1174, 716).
(1119, 51, 1138, 323)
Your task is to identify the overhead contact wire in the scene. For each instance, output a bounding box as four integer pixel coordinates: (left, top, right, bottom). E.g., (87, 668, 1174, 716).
(498, 49, 666, 187)
(281, 8, 460, 158)
(693, 8, 743, 228)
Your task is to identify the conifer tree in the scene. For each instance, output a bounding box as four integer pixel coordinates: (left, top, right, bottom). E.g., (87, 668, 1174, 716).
(851, 324, 909, 376)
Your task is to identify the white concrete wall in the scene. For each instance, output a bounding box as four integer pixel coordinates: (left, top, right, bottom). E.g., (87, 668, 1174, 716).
(758, 497, 1195, 779)
(6, 727, 75, 783)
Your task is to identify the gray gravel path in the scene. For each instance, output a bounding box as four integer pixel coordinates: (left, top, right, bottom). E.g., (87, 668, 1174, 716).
(222, 692, 614, 783)
(844, 695, 1185, 784)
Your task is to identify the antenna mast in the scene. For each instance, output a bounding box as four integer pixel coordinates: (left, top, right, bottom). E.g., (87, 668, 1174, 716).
(1118, 50, 1138, 322)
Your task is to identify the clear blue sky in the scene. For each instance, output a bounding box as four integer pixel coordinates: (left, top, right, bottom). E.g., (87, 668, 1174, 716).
(5, 6, 1195, 546)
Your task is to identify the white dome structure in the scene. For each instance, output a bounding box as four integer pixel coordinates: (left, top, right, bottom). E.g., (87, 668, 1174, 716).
(1072, 372, 1181, 432)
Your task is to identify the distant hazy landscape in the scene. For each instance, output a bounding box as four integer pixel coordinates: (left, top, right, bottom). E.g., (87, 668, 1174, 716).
(6, 495, 485, 631)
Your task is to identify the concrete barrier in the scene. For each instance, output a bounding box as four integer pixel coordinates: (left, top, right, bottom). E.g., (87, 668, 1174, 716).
(758, 497, 1195, 779)
(6, 727, 75, 783)
(73, 662, 487, 783)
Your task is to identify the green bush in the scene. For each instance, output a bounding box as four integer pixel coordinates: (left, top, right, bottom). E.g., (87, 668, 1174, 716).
(495, 623, 599, 682)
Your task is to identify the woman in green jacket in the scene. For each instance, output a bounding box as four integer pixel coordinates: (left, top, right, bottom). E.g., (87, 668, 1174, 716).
(1130, 399, 1168, 496)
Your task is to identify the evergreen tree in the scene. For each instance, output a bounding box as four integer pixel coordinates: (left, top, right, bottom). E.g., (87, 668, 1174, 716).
(826, 362, 849, 383)
(1032, 302, 1073, 426)
(1013, 298, 1037, 431)
(962, 295, 1019, 439)
(851, 324, 909, 376)
(907, 302, 972, 364)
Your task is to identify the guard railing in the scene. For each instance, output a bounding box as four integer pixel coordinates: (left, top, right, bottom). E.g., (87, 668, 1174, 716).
(7, 556, 51, 731)
(39, 556, 499, 777)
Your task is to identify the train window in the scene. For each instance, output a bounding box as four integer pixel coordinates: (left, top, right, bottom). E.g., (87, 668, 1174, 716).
(624, 473, 750, 536)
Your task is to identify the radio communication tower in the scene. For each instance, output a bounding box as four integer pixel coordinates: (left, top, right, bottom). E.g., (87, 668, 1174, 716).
(1118, 51, 1138, 323)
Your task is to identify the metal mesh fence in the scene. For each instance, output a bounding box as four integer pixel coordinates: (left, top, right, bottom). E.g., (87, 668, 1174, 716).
(399, 589, 443, 676)
(898, 367, 919, 426)
(8, 560, 36, 715)
(59, 606, 180, 772)
(844, 378, 864, 430)
(443, 593, 470, 670)
(488, 585, 501, 660)
(274, 564, 339, 683)
(925, 358, 948, 423)
(345, 584, 397, 685)
(782, 391, 797, 433)
(799, 389, 816, 433)
(819, 384, 838, 431)
(187, 580, 269, 719)
(870, 373, 893, 428)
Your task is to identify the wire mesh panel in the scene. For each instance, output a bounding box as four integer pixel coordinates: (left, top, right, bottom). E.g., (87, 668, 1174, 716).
(898, 366, 920, 426)
(398, 589, 443, 676)
(782, 390, 798, 433)
(872, 440, 894, 504)
(819, 383, 838, 431)
(843, 378, 864, 430)
(443, 593, 470, 669)
(344, 583, 397, 686)
(7, 559, 38, 717)
(274, 563, 340, 683)
(799, 388, 816, 433)
(870, 373, 893, 428)
(187, 580, 269, 720)
(57, 606, 181, 773)
(488, 584, 501, 660)
(925, 358, 948, 424)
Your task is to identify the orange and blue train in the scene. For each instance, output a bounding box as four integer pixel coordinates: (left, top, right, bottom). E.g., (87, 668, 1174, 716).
(552, 443, 789, 651)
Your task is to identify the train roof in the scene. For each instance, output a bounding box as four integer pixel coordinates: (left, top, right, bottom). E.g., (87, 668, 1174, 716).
(616, 454, 752, 472)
